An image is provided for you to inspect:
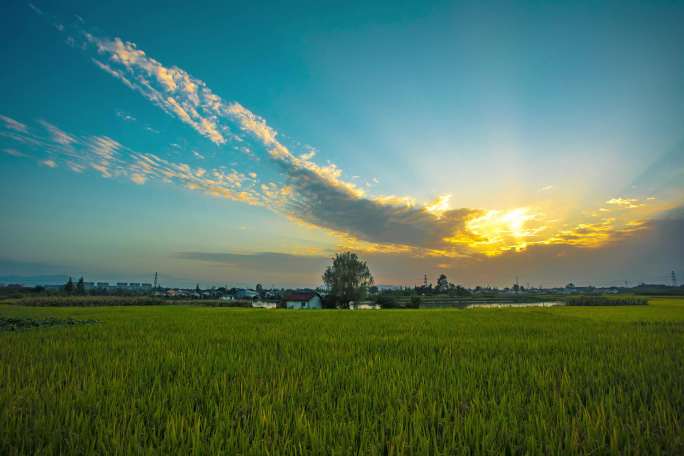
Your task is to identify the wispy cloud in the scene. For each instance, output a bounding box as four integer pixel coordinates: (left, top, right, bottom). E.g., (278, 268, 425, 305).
(0, 117, 264, 206)
(39, 120, 76, 145)
(85, 36, 227, 145)
(0, 115, 28, 133)
(4, 148, 28, 158)
(606, 197, 644, 209)
(27, 3, 43, 16)
(116, 110, 136, 122)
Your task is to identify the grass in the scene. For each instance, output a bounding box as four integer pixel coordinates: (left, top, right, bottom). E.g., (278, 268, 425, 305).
(1, 298, 683, 454)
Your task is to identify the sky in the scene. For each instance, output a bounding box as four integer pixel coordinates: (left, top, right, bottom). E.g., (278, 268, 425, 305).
(1, 0, 683, 288)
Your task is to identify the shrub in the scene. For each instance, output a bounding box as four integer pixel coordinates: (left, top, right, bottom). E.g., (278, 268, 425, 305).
(4, 296, 166, 307)
(375, 295, 398, 309)
(564, 296, 648, 306)
(408, 296, 421, 308)
(321, 294, 338, 309)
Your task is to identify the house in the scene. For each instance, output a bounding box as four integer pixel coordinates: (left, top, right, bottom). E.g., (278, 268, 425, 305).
(350, 301, 380, 310)
(284, 292, 322, 309)
(235, 289, 259, 299)
(252, 301, 277, 309)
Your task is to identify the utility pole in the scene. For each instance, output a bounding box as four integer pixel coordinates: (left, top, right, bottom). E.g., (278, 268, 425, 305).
(423, 273, 428, 288)
(153, 272, 158, 289)
(673, 271, 678, 287)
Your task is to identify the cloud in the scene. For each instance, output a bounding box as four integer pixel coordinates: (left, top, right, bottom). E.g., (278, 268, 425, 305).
(28, 3, 43, 15)
(606, 197, 643, 209)
(116, 110, 136, 122)
(84, 136, 122, 177)
(40, 159, 57, 168)
(175, 251, 331, 284)
(91, 59, 137, 90)
(130, 173, 146, 185)
(39, 120, 76, 145)
(4, 148, 27, 158)
(539, 185, 554, 192)
(85, 35, 227, 144)
(0, 115, 28, 132)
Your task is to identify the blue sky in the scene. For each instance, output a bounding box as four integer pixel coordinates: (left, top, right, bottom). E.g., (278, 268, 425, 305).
(1, 0, 683, 287)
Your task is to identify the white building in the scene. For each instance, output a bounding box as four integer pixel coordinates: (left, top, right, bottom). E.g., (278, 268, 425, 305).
(235, 289, 259, 299)
(285, 292, 322, 309)
(350, 301, 380, 310)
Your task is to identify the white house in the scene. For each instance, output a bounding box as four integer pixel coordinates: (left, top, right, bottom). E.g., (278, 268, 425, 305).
(284, 292, 322, 309)
(350, 301, 380, 310)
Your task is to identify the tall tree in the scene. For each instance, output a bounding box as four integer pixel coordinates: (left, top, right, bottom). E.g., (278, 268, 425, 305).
(76, 277, 85, 295)
(436, 274, 449, 293)
(64, 277, 75, 294)
(322, 252, 374, 308)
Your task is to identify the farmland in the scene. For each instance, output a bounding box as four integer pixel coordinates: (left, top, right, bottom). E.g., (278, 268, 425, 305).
(1, 298, 683, 454)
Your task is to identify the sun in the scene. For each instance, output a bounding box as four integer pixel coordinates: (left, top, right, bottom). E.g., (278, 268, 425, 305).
(461, 207, 537, 255)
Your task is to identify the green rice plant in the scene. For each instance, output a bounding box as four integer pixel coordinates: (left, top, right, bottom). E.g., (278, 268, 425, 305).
(0, 297, 682, 454)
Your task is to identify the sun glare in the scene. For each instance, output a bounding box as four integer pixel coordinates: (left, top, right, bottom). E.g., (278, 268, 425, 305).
(462, 207, 538, 255)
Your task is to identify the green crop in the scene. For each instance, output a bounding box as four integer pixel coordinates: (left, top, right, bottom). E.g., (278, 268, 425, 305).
(1, 298, 682, 454)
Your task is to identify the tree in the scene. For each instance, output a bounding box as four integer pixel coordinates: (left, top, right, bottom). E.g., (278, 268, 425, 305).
(409, 296, 421, 308)
(195, 284, 201, 293)
(454, 285, 470, 297)
(64, 277, 75, 294)
(322, 252, 374, 308)
(375, 294, 397, 309)
(436, 274, 449, 293)
(256, 283, 264, 297)
(76, 277, 85, 295)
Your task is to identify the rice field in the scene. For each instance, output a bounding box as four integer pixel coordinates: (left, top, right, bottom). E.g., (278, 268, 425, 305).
(1, 298, 683, 454)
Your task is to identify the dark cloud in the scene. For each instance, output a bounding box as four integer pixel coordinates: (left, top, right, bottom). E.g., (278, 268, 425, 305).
(174, 252, 331, 286)
(175, 213, 684, 288)
(280, 162, 479, 249)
